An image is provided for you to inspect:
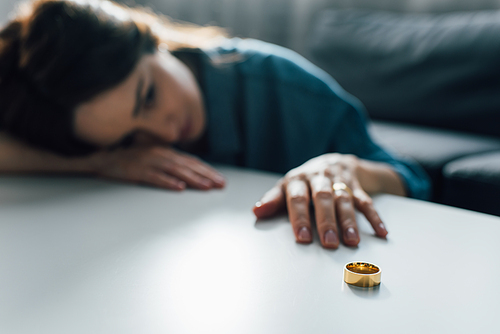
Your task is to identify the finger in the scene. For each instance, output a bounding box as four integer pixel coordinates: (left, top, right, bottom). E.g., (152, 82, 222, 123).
(149, 149, 219, 189)
(334, 187, 359, 247)
(143, 170, 186, 191)
(173, 151, 226, 188)
(253, 181, 285, 219)
(169, 166, 214, 190)
(183, 158, 226, 188)
(310, 174, 339, 249)
(286, 178, 312, 244)
(352, 184, 388, 238)
(157, 159, 215, 190)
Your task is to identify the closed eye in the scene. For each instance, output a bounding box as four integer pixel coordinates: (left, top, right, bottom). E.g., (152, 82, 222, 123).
(144, 84, 156, 110)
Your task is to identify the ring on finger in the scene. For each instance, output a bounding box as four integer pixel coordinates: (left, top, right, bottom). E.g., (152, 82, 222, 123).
(332, 182, 353, 197)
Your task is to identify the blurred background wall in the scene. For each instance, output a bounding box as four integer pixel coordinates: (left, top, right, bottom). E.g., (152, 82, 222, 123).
(2, 0, 500, 55)
(129, 0, 500, 54)
(0, 0, 18, 23)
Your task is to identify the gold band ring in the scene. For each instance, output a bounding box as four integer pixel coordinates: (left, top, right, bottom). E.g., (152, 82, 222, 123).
(332, 182, 353, 197)
(343, 262, 381, 288)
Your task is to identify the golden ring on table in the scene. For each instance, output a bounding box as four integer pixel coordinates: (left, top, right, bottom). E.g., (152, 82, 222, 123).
(343, 262, 382, 288)
(332, 182, 353, 197)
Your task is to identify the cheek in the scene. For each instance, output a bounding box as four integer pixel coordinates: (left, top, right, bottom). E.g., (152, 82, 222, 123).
(158, 58, 201, 109)
(171, 65, 205, 124)
(74, 107, 135, 146)
(151, 55, 205, 140)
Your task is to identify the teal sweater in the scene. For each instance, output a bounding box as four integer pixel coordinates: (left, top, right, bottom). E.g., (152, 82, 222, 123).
(178, 38, 431, 200)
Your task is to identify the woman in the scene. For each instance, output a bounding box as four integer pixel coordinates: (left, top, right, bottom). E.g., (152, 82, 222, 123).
(0, 0, 430, 249)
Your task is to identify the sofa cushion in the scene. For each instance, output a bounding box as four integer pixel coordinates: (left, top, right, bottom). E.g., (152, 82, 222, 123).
(442, 152, 500, 216)
(370, 121, 500, 200)
(308, 9, 500, 137)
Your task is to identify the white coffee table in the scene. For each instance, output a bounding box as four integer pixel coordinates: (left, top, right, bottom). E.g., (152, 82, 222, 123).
(1, 166, 499, 334)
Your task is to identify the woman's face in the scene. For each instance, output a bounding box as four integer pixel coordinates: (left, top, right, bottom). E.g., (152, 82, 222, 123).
(74, 51, 206, 148)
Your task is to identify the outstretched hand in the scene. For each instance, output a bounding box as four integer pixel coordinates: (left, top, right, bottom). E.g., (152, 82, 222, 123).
(90, 146, 225, 190)
(253, 154, 390, 249)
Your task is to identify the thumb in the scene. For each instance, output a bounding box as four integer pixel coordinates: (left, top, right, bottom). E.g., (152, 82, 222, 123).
(253, 181, 286, 219)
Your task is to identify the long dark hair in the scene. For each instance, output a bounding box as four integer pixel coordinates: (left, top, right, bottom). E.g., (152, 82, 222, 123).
(0, 0, 224, 156)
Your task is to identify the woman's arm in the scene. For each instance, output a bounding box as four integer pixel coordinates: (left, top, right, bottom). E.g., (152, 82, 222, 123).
(0, 133, 225, 190)
(0, 133, 95, 173)
(356, 157, 406, 196)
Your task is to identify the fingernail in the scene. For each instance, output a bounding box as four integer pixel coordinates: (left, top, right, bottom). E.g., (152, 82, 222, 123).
(324, 230, 338, 247)
(378, 223, 388, 237)
(177, 181, 186, 190)
(298, 227, 312, 243)
(345, 227, 358, 242)
(214, 176, 225, 186)
(201, 180, 212, 188)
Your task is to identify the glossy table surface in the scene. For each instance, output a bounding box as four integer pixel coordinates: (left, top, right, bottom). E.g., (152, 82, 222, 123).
(1, 166, 499, 334)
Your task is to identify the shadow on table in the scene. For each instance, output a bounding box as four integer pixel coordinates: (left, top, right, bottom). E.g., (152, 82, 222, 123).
(0, 175, 119, 206)
(344, 283, 391, 300)
(254, 215, 289, 230)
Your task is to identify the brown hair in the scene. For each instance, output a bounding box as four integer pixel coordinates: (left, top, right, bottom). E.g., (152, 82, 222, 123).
(0, 0, 225, 155)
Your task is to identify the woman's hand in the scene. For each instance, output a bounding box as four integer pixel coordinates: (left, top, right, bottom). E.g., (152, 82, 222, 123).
(253, 154, 406, 249)
(89, 146, 225, 190)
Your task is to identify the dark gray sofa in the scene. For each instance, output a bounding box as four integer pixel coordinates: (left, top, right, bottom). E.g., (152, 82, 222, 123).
(307, 9, 500, 216)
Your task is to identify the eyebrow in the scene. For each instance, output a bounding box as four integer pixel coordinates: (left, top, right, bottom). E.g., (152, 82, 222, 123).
(132, 77, 144, 118)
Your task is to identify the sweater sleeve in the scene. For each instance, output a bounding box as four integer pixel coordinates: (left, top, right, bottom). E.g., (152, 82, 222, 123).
(258, 39, 432, 200)
(272, 39, 433, 200)
(330, 101, 431, 200)
(200, 38, 432, 199)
